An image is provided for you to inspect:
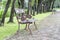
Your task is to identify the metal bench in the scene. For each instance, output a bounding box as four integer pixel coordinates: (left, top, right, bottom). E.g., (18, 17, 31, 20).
(14, 8, 37, 34)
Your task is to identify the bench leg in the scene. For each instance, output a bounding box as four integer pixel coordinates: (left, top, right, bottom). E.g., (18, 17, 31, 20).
(24, 23, 27, 30)
(15, 23, 20, 35)
(34, 22, 37, 30)
(28, 23, 32, 34)
(17, 23, 20, 32)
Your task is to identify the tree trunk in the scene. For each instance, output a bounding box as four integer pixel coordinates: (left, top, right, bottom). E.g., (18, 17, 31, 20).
(51, 0, 55, 9)
(18, 0, 21, 8)
(27, 0, 31, 15)
(8, 0, 16, 23)
(47, 0, 55, 12)
(33, 0, 37, 16)
(18, 0, 24, 8)
(21, 0, 24, 8)
(27, 1, 29, 15)
(0, 0, 11, 26)
(37, 0, 42, 14)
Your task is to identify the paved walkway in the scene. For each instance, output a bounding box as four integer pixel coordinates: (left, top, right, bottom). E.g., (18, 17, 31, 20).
(5, 11, 60, 40)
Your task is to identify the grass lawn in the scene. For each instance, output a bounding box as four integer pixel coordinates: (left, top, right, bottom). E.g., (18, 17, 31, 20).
(0, 12, 52, 40)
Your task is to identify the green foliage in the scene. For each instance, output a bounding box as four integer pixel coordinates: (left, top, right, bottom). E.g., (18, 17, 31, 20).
(2, 0, 7, 7)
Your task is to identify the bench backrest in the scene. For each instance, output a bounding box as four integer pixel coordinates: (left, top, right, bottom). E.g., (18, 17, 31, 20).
(15, 8, 33, 21)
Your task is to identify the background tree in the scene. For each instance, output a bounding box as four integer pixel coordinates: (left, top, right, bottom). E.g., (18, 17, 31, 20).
(18, 0, 21, 8)
(37, 0, 42, 13)
(21, 0, 24, 8)
(27, 0, 31, 15)
(8, 0, 16, 23)
(0, 0, 11, 26)
(0, 0, 56, 26)
(18, 0, 24, 8)
(32, 0, 37, 16)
